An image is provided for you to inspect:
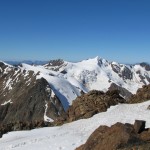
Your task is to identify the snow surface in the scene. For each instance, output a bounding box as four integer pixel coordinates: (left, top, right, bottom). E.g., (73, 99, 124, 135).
(1, 100, 150, 150)
(1, 99, 13, 106)
(44, 102, 54, 122)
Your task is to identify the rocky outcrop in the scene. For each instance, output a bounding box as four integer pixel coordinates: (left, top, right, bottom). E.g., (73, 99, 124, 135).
(109, 83, 132, 100)
(44, 59, 66, 71)
(140, 62, 150, 71)
(76, 120, 150, 150)
(111, 63, 133, 80)
(67, 90, 125, 121)
(129, 84, 150, 103)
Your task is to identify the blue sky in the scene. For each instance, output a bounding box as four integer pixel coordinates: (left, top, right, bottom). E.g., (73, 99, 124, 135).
(0, 0, 150, 63)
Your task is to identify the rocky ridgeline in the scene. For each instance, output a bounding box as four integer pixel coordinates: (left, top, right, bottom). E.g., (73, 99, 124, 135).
(67, 90, 125, 122)
(129, 84, 150, 104)
(76, 120, 150, 150)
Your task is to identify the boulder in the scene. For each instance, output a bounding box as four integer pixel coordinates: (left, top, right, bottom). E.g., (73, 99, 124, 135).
(133, 120, 146, 134)
(129, 84, 150, 103)
(76, 120, 150, 150)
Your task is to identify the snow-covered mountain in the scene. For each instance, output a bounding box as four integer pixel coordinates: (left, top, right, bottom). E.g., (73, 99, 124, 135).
(0, 57, 150, 125)
(44, 56, 150, 98)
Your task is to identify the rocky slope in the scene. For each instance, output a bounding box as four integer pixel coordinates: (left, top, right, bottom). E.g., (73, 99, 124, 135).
(67, 90, 125, 121)
(129, 84, 150, 103)
(76, 120, 150, 150)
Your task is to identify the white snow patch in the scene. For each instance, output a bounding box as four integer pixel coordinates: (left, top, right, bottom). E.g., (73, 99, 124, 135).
(4, 78, 13, 90)
(44, 101, 54, 123)
(1, 100, 150, 150)
(51, 90, 55, 98)
(1, 99, 13, 106)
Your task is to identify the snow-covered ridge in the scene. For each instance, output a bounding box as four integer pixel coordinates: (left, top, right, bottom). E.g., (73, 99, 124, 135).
(50, 56, 150, 94)
(1, 100, 150, 150)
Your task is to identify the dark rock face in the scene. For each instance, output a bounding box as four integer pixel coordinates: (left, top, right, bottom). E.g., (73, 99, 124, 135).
(140, 62, 150, 71)
(109, 83, 132, 100)
(67, 90, 125, 121)
(129, 84, 150, 103)
(47, 59, 64, 67)
(0, 77, 66, 125)
(0, 131, 2, 138)
(76, 120, 150, 150)
(134, 120, 146, 134)
(44, 59, 66, 71)
(111, 64, 133, 80)
(121, 66, 133, 80)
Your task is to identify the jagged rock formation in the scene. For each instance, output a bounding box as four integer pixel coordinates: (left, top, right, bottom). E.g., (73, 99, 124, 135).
(129, 84, 150, 103)
(67, 90, 125, 121)
(76, 120, 150, 150)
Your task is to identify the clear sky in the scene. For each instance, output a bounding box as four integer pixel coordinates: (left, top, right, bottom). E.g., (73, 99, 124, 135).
(0, 0, 150, 63)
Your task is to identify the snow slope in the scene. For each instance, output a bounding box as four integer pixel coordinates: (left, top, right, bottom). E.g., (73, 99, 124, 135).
(1, 100, 150, 150)
(57, 57, 150, 94)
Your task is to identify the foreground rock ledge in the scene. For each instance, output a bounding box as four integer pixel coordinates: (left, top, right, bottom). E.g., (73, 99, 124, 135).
(76, 120, 150, 150)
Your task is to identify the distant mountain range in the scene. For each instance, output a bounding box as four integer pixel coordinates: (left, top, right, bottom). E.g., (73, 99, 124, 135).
(5, 60, 49, 65)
